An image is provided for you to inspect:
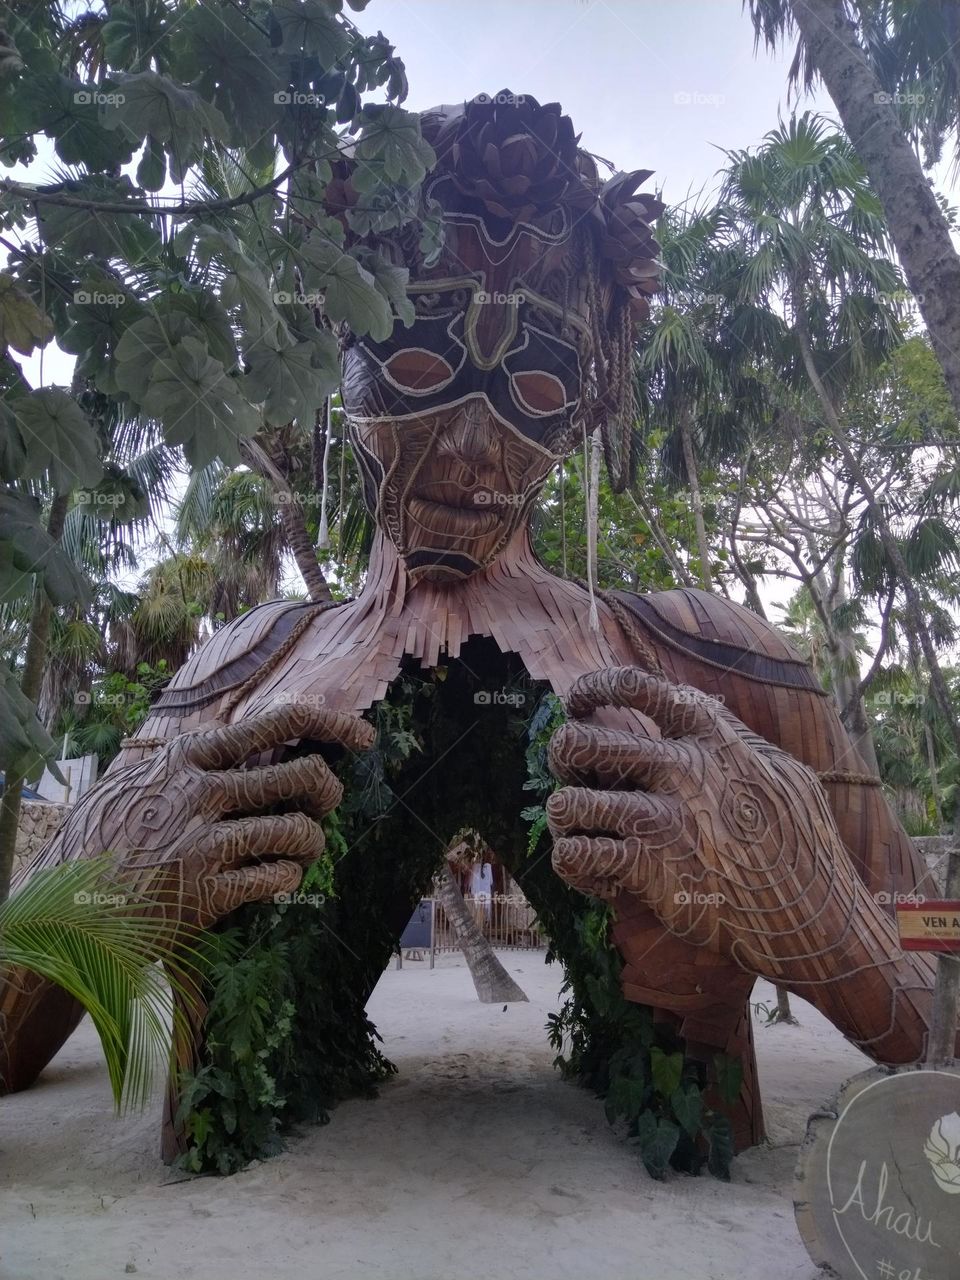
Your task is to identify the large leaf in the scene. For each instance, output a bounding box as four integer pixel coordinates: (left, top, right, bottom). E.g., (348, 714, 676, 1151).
(272, 0, 350, 68)
(0, 663, 56, 778)
(635, 1111, 680, 1181)
(242, 334, 339, 426)
(114, 309, 206, 403)
(0, 272, 53, 356)
(352, 104, 435, 192)
(298, 240, 393, 339)
(355, 249, 415, 328)
(0, 489, 89, 607)
(101, 70, 230, 183)
(650, 1045, 684, 1098)
(13, 388, 103, 491)
(140, 336, 260, 467)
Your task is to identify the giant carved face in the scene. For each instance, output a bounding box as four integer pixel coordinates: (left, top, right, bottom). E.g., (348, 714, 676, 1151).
(338, 94, 661, 582)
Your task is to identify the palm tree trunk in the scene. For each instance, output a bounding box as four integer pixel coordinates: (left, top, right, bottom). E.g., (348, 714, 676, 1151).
(0, 492, 70, 903)
(679, 411, 713, 591)
(437, 863, 528, 1004)
(789, 0, 960, 420)
(239, 438, 331, 602)
(924, 720, 944, 830)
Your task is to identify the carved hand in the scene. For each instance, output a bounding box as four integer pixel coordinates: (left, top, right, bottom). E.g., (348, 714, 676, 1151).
(44, 705, 374, 929)
(546, 667, 867, 987)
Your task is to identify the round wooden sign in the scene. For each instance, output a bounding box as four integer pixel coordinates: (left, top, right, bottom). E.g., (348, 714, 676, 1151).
(795, 1065, 960, 1280)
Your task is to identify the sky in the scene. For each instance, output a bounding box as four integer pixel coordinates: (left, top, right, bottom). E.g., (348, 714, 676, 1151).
(355, 0, 831, 203)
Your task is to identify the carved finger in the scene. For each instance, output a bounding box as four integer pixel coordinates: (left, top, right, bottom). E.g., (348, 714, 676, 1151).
(551, 835, 649, 898)
(191, 813, 326, 872)
(179, 706, 375, 770)
(565, 668, 721, 740)
(205, 753, 343, 818)
(546, 786, 685, 845)
(548, 721, 694, 792)
(202, 859, 303, 924)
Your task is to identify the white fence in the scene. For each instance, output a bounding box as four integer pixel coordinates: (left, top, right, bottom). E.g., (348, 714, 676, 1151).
(433, 892, 545, 951)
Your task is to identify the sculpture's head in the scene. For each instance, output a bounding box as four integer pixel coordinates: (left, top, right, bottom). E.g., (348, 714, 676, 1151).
(335, 92, 662, 582)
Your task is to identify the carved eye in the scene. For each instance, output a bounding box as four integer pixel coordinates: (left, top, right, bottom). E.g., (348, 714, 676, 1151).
(511, 370, 567, 415)
(384, 349, 454, 392)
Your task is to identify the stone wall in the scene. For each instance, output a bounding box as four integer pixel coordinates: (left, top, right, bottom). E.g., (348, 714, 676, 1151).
(14, 800, 70, 879)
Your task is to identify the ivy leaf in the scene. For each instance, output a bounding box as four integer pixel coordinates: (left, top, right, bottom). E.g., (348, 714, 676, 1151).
(12, 388, 102, 491)
(0, 273, 53, 355)
(670, 1084, 703, 1139)
(635, 1112, 680, 1181)
(650, 1046, 683, 1099)
(352, 104, 435, 193)
(242, 334, 339, 426)
(140, 336, 260, 467)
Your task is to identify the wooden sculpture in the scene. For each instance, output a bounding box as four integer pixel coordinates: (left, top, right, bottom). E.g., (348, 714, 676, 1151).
(1, 92, 953, 1155)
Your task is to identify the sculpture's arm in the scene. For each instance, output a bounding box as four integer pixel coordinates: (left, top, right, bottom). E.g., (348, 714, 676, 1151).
(616, 588, 930, 901)
(0, 704, 373, 1093)
(547, 667, 953, 1065)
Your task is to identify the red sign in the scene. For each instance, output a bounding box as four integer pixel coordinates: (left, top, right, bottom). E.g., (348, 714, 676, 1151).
(896, 900, 960, 952)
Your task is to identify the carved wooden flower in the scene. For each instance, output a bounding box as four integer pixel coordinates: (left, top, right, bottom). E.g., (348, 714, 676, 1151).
(598, 169, 664, 322)
(426, 91, 593, 223)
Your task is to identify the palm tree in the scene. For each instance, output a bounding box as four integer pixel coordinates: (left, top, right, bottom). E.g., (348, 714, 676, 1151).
(746, 0, 960, 421)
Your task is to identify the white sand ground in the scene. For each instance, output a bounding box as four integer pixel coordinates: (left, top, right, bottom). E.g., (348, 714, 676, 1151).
(0, 954, 867, 1280)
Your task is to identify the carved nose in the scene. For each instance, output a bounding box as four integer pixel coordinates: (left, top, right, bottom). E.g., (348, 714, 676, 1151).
(435, 400, 500, 464)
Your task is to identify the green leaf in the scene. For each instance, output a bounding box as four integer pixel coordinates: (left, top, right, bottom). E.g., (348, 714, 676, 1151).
(12, 388, 103, 491)
(635, 1112, 680, 1180)
(0, 489, 88, 607)
(0, 663, 55, 777)
(706, 1113, 734, 1181)
(670, 1084, 703, 1139)
(273, 0, 350, 68)
(102, 71, 230, 183)
(713, 1053, 743, 1107)
(0, 273, 53, 356)
(355, 249, 415, 328)
(140, 336, 260, 467)
(114, 310, 205, 403)
(242, 334, 339, 427)
(137, 134, 166, 191)
(352, 104, 435, 193)
(299, 240, 392, 339)
(650, 1046, 683, 1099)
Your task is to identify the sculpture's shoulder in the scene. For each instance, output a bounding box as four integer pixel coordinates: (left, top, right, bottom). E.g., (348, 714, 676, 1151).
(146, 598, 334, 730)
(612, 587, 825, 695)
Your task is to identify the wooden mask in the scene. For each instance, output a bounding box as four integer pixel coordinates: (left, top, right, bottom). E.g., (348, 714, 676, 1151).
(335, 92, 662, 581)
